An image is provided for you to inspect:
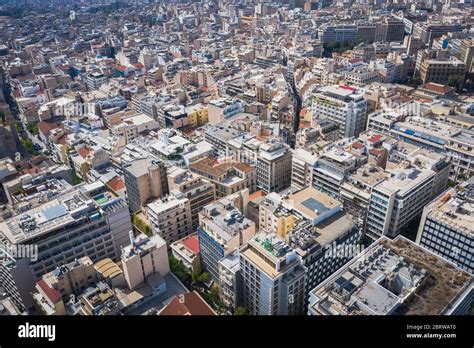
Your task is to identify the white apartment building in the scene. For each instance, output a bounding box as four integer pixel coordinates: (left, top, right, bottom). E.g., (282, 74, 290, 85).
(312, 85, 367, 140)
(390, 117, 474, 183)
(147, 191, 193, 245)
(342, 68, 380, 86)
(365, 150, 450, 241)
(292, 148, 318, 189)
(121, 233, 170, 290)
(256, 138, 293, 193)
(416, 178, 474, 274)
(218, 252, 241, 314)
(240, 233, 306, 315)
(167, 166, 216, 230)
(198, 196, 255, 282)
(312, 146, 360, 197)
(0, 184, 132, 310)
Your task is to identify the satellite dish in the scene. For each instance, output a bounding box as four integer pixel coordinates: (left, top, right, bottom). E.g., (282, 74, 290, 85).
(15, 152, 21, 162)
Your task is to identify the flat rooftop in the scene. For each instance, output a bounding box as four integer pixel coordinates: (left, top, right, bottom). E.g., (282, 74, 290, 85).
(350, 164, 388, 186)
(1, 188, 94, 243)
(242, 233, 298, 278)
(308, 236, 472, 315)
(376, 164, 434, 196)
(200, 199, 254, 242)
(425, 180, 474, 236)
(286, 186, 341, 221)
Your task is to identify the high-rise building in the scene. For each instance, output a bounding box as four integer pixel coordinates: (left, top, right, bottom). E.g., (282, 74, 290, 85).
(419, 57, 466, 85)
(0, 184, 132, 310)
(218, 252, 241, 314)
(413, 23, 466, 45)
(190, 157, 255, 198)
(308, 236, 473, 315)
(365, 150, 450, 241)
(147, 191, 193, 245)
(286, 188, 362, 301)
(458, 38, 474, 73)
(32, 257, 98, 315)
(312, 146, 360, 197)
(416, 178, 474, 274)
(198, 195, 255, 282)
(123, 158, 169, 213)
(312, 85, 367, 140)
(388, 117, 473, 183)
(240, 233, 306, 315)
(318, 25, 357, 45)
(121, 233, 170, 290)
(167, 166, 215, 230)
(291, 149, 317, 189)
(382, 18, 405, 43)
(256, 138, 292, 193)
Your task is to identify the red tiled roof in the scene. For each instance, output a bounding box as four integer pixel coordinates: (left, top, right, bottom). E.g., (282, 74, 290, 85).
(115, 65, 127, 71)
(56, 135, 67, 145)
(182, 235, 199, 254)
(351, 141, 364, 149)
(368, 134, 383, 143)
(37, 279, 61, 303)
(20, 166, 40, 175)
(37, 121, 62, 136)
(369, 148, 385, 156)
(340, 85, 357, 91)
(420, 83, 455, 95)
(249, 190, 266, 201)
(78, 147, 91, 158)
(107, 176, 125, 192)
(159, 291, 216, 316)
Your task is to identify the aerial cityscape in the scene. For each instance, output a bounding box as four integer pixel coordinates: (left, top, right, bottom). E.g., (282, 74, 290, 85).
(0, 0, 473, 325)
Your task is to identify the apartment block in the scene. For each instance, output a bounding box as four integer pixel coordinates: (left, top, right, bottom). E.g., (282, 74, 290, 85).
(416, 179, 473, 274)
(190, 157, 255, 198)
(32, 257, 98, 315)
(198, 196, 255, 282)
(147, 191, 193, 245)
(312, 146, 361, 197)
(419, 58, 466, 85)
(256, 138, 292, 193)
(123, 158, 169, 213)
(240, 233, 306, 315)
(218, 252, 241, 314)
(291, 148, 317, 189)
(170, 234, 201, 273)
(308, 236, 473, 315)
(167, 166, 215, 230)
(0, 184, 132, 309)
(365, 149, 450, 241)
(389, 117, 473, 183)
(121, 233, 170, 290)
(312, 85, 367, 140)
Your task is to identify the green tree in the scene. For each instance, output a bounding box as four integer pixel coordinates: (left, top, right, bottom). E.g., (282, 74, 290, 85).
(408, 76, 422, 87)
(22, 138, 39, 156)
(169, 255, 191, 284)
(191, 271, 209, 285)
(234, 307, 248, 316)
(70, 169, 82, 185)
(27, 122, 39, 136)
(447, 75, 464, 91)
